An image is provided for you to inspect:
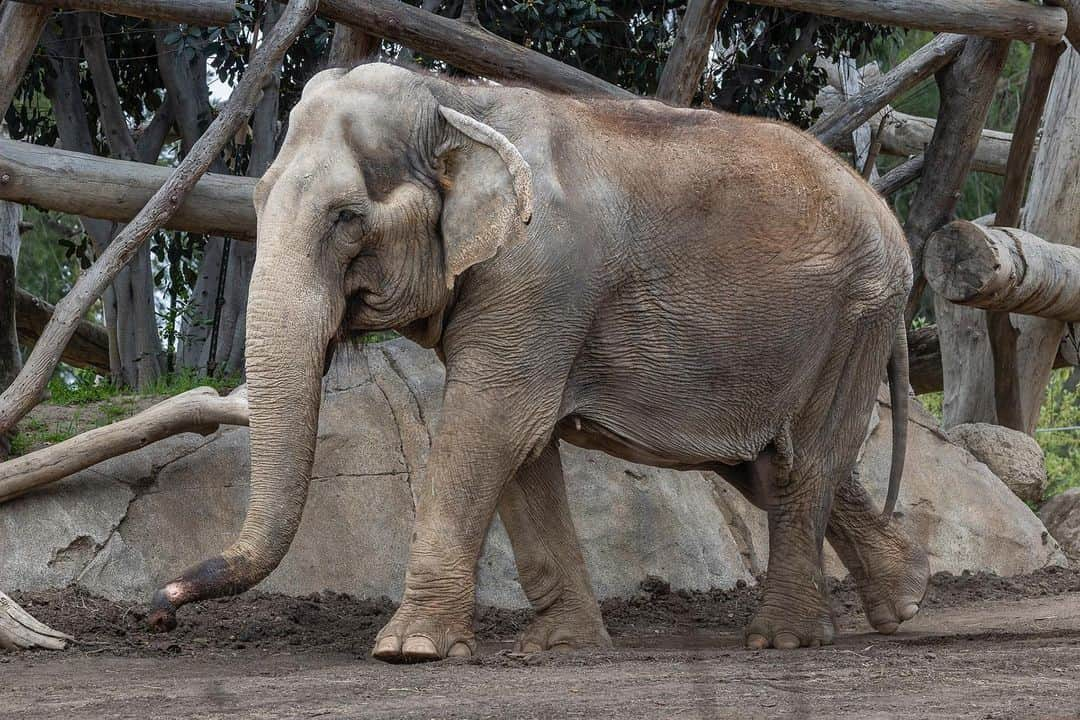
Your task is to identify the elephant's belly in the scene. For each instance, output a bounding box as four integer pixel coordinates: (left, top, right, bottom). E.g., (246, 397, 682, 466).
(555, 412, 768, 472)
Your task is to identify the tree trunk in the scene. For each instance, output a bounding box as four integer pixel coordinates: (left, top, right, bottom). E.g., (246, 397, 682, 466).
(0, 2, 51, 115)
(13, 0, 235, 25)
(746, 0, 1067, 44)
(656, 0, 728, 106)
(0, 206, 20, 458)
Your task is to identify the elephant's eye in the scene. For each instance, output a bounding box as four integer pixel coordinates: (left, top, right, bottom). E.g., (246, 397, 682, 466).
(336, 208, 361, 224)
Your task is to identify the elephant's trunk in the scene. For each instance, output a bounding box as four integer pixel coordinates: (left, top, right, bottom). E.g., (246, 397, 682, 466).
(149, 232, 340, 631)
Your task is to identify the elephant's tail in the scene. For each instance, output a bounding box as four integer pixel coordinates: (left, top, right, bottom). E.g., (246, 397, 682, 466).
(883, 320, 909, 517)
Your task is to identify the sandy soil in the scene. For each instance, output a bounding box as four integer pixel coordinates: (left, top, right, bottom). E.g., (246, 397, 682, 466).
(5, 568, 1080, 719)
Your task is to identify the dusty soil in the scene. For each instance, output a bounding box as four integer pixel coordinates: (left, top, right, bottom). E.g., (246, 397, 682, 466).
(5, 567, 1080, 719)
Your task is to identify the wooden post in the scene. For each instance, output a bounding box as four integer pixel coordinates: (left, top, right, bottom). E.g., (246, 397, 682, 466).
(0, 0, 318, 437)
(1046, 0, 1080, 51)
(812, 34, 965, 149)
(0, 139, 258, 238)
(872, 153, 923, 197)
(327, 23, 379, 67)
(926, 221, 1080, 321)
(988, 42, 1065, 430)
(0, 3, 51, 115)
(656, 0, 729, 106)
(289, 0, 632, 97)
(0, 386, 248, 504)
(11, 0, 235, 25)
(905, 37, 1010, 319)
(743, 0, 1067, 44)
(16, 289, 111, 374)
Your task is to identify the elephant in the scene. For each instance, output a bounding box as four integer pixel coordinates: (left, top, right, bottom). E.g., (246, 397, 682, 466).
(147, 62, 930, 659)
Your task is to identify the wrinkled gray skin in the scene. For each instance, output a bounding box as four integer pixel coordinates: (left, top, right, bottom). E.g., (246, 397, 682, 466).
(149, 63, 930, 659)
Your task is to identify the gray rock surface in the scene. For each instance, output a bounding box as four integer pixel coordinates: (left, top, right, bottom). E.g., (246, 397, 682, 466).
(1040, 488, 1080, 560)
(947, 422, 1048, 504)
(0, 341, 1065, 607)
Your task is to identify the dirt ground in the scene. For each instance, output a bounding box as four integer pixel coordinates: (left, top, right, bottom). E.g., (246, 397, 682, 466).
(4, 567, 1080, 719)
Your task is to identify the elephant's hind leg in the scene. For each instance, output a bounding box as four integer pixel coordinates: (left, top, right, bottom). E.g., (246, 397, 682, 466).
(827, 475, 929, 634)
(499, 440, 611, 652)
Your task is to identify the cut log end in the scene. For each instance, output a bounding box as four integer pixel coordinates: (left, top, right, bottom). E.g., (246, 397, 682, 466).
(924, 220, 1008, 303)
(0, 591, 72, 651)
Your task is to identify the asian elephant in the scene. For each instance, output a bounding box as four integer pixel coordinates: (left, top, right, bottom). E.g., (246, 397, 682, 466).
(148, 62, 930, 658)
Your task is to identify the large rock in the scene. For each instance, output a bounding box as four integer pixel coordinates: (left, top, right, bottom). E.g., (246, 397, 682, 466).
(947, 422, 1047, 504)
(0, 340, 1065, 607)
(1040, 488, 1080, 560)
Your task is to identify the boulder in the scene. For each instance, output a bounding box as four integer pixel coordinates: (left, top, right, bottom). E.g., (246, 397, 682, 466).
(0, 340, 1065, 608)
(947, 422, 1047, 504)
(1040, 488, 1080, 560)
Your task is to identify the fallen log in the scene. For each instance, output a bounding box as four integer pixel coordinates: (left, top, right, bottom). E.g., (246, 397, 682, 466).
(291, 0, 631, 97)
(0, 139, 258, 239)
(926, 221, 1080, 322)
(907, 323, 1073, 396)
(0, 590, 72, 651)
(743, 0, 1067, 44)
(812, 33, 966, 149)
(11, 0, 236, 26)
(656, 0, 729, 106)
(16, 288, 110, 375)
(987, 41, 1065, 431)
(0, 0, 317, 437)
(0, 385, 248, 504)
(0, 3, 51, 115)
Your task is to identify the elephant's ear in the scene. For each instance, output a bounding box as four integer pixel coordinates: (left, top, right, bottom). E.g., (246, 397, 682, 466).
(436, 106, 533, 289)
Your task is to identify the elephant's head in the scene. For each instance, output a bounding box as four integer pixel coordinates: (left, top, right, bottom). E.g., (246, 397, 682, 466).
(148, 63, 533, 629)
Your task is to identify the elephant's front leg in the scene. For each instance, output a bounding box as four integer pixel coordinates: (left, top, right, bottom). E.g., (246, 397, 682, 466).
(499, 439, 611, 653)
(372, 382, 542, 662)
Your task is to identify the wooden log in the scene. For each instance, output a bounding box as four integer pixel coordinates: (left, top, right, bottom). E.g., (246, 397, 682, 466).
(0, 590, 71, 651)
(327, 21, 378, 67)
(743, 0, 1067, 44)
(907, 323, 1073, 395)
(16, 288, 110, 375)
(926, 221, 1080, 322)
(0, 3, 51, 115)
(0, 0, 317, 437)
(0, 139, 258, 238)
(0, 385, 248, 504)
(290, 0, 632, 97)
(812, 33, 966, 149)
(988, 41, 1065, 431)
(1046, 0, 1080, 51)
(11, 0, 235, 25)
(656, 0, 729, 106)
(906, 37, 1010, 320)
(872, 153, 924, 197)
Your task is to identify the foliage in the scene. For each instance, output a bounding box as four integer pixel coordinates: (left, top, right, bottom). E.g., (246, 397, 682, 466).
(46, 367, 241, 406)
(1037, 370, 1080, 500)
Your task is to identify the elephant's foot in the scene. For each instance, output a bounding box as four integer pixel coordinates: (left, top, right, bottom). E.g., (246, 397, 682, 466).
(516, 595, 611, 653)
(849, 522, 930, 635)
(372, 604, 475, 663)
(745, 592, 836, 650)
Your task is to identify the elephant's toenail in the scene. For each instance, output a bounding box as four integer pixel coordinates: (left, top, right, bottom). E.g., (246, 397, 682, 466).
(447, 642, 472, 657)
(898, 602, 920, 621)
(746, 634, 769, 650)
(373, 637, 400, 656)
(774, 632, 800, 650)
(402, 636, 439, 657)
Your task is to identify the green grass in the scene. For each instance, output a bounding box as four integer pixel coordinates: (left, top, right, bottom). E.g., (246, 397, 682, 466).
(46, 367, 242, 406)
(9, 415, 82, 455)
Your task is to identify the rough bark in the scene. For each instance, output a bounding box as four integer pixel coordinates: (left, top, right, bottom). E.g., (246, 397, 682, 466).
(872, 153, 924, 197)
(12, 0, 234, 25)
(327, 20, 379, 67)
(987, 42, 1065, 431)
(82, 12, 165, 389)
(0, 0, 318, 437)
(0, 139, 257, 237)
(0, 2, 51, 115)
(286, 0, 632, 97)
(812, 33, 965, 149)
(0, 385, 248, 504)
(745, 0, 1067, 44)
(0, 590, 71, 651)
(16, 288, 111, 374)
(906, 37, 1010, 319)
(656, 0, 729, 106)
(1044, 0, 1080, 51)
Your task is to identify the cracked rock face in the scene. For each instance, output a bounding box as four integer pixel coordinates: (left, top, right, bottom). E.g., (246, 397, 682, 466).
(0, 341, 1065, 606)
